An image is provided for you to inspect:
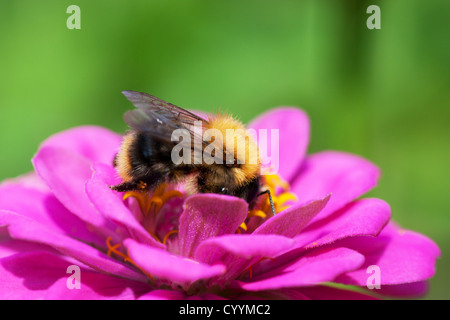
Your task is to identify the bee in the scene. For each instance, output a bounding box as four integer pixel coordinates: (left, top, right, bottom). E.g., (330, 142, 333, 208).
(111, 91, 275, 214)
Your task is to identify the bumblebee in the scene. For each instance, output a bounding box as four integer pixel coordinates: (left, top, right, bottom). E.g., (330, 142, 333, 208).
(111, 91, 274, 213)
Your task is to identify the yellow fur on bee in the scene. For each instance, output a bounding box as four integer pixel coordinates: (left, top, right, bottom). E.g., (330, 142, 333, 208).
(115, 132, 134, 182)
(206, 114, 261, 186)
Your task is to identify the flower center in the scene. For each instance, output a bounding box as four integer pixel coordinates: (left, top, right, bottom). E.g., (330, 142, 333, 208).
(240, 173, 297, 233)
(121, 174, 295, 243)
(123, 175, 296, 238)
(123, 183, 183, 244)
(261, 173, 297, 213)
(113, 175, 295, 283)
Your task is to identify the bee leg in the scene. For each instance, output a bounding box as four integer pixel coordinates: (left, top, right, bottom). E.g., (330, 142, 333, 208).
(110, 181, 140, 192)
(110, 171, 168, 193)
(110, 180, 153, 192)
(257, 189, 276, 216)
(112, 152, 119, 167)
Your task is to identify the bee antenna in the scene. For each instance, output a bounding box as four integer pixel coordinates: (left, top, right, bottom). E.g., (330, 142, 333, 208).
(257, 189, 276, 216)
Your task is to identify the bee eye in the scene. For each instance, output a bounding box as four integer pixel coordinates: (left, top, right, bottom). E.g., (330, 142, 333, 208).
(220, 187, 228, 194)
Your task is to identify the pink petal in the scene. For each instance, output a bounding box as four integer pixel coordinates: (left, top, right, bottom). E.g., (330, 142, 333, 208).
(178, 194, 248, 258)
(0, 183, 105, 248)
(335, 222, 440, 287)
(253, 194, 330, 237)
(248, 107, 310, 182)
(295, 198, 391, 248)
(0, 251, 151, 299)
(0, 237, 56, 259)
(0, 210, 145, 282)
(33, 146, 115, 232)
(196, 234, 295, 260)
(291, 151, 381, 222)
(240, 247, 365, 291)
(195, 234, 296, 281)
(86, 163, 164, 249)
(124, 239, 226, 288)
(39, 126, 121, 166)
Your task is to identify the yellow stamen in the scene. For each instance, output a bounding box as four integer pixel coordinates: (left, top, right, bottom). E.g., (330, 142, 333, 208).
(161, 190, 184, 203)
(260, 173, 296, 215)
(274, 192, 297, 207)
(148, 196, 163, 216)
(162, 230, 179, 245)
(148, 231, 162, 244)
(263, 175, 278, 190)
(264, 174, 290, 192)
(148, 190, 183, 217)
(106, 237, 127, 260)
(240, 257, 277, 280)
(275, 206, 290, 213)
(237, 173, 297, 234)
(106, 237, 153, 280)
(123, 185, 183, 244)
(123, 184, 183, 217)
(247, 209, 267, 219)
(107, 243, 121, 257)
(123, 191, 150, 213)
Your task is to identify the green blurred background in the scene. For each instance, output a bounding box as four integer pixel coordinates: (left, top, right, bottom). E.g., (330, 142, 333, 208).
(0, 0, 448, 299)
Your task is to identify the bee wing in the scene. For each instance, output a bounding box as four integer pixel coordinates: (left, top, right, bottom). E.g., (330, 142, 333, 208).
(122, 90, 208, 130)
(122, 91, 227, 165)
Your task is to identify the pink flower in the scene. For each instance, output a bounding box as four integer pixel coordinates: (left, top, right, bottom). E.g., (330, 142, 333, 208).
(0, 108, 440, 300)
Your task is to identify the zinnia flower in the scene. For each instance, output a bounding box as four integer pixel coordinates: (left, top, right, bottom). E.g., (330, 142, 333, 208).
(0, 107, 440, 300)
